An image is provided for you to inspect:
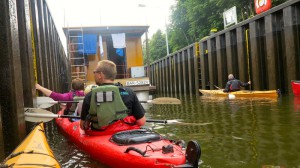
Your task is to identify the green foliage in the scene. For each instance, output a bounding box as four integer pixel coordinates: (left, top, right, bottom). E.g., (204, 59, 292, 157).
(149, 30, 168, 62)
(142, 30, 168, 65)
(145, 0, 289, 62)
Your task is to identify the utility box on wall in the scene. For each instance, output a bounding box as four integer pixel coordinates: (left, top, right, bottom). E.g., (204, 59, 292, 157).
(131, 66, 145, 78)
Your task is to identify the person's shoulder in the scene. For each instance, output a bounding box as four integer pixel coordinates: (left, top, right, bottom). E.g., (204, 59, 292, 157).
(119, 87, 134, 95)
(122, 87, 133, 92)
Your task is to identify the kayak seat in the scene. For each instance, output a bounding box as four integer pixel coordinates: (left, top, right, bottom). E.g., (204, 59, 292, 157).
(110, 129, 162, 146)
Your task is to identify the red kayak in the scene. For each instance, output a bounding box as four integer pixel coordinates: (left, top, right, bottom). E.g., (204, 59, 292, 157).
(292, 80, 300, 96)
(55, 110, 201, 168)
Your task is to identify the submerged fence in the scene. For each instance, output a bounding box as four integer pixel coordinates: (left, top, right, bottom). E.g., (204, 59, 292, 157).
(150, 0, 300, 96)
(0, 0, 69, 158)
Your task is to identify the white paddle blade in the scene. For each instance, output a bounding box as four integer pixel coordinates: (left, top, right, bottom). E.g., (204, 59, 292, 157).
(37, 97, 58, 108)
(24, 108, 58, 122)
(37, 102, 57, 109)
(165, 119, 182, 124)
(228, 94, 236, 100)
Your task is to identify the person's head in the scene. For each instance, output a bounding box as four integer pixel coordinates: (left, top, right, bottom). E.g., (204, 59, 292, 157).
(72, 78, 85, 90)
(93, 60, 117, 85)
(228, 74, 234, 80)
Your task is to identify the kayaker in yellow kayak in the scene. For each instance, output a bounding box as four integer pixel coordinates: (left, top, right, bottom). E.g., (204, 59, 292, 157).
(80, 60, 146, 131)
(223, 74, 251, 92)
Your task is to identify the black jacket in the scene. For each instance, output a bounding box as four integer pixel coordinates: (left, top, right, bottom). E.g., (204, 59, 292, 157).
(223, 79, 249, 92)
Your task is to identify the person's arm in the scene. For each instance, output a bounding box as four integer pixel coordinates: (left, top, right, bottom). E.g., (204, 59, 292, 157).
(136, 115, 146, 126)
(80, 119, 85, 130)
(49, 92, 72, 101)
(80, 93, 91, 130)
(223, 81, 231, 92)
(131, 91, 146, 126)
(36, 83, 52, 96)
(240, 80, 251, 87)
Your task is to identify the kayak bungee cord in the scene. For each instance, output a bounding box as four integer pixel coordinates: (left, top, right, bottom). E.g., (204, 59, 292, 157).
(0, 150, 59, 168)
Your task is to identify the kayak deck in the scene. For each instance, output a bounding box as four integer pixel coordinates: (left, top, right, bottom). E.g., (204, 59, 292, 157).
(199, 89, 279, 98)
(1, 122, 61, 168)
(55, 110, 200, 168)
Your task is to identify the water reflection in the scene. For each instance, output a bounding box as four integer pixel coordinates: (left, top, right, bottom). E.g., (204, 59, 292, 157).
(44, 121, 108, 168)
(29, 94, 300, 168)
(147, 94, 299, 168)
(293, 96, 300, 112)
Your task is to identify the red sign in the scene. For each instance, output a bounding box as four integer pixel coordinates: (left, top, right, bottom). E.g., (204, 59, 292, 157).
(255, 0, 272, 14)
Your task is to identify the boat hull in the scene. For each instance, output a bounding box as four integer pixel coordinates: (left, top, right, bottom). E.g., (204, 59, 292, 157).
(55, 110, 188, 168)
(199, 89, 279, 98)
(1, 123, 60, 168)
(291, 80, 300, 96)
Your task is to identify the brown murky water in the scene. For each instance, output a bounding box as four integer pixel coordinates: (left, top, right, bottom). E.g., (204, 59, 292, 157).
(38, 95, 300, 167)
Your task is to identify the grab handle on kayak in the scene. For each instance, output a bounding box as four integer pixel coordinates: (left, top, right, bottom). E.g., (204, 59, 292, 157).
(124, 147, 148, 157)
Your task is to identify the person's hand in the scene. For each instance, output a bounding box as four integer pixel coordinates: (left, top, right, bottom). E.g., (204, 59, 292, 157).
(35, 83, 42, 90)
(248, 81, 251, 84)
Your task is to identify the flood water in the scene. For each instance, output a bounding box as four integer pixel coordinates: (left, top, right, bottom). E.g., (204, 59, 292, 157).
(34, 95, 300, 167)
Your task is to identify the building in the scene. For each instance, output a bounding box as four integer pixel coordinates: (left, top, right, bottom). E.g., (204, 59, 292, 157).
(63, 25, 155, 94)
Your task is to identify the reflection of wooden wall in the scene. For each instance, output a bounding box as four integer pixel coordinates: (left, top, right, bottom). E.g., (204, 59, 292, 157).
(86, 37, 144, 82)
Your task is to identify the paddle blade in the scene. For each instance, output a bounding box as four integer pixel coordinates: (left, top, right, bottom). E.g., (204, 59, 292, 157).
(37, 97, 57, 108)
(228, 94, 236, 100)
(165, 119, 182, 124)
(146, 119, 182, 124)
(150, 97, 181, 104)
(24, 108, 57, 123)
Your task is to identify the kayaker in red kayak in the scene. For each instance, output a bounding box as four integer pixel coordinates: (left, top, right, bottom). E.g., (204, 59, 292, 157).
(80, 60, 146, 131)
(36, 78, 85, 110)
(223, 74, 251, 92)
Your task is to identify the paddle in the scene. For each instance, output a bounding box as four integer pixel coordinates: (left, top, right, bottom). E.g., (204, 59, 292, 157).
(36, 97, 78, 108)
(24, 108, 80, 122)
(37, 96, 181, 108)
(214, 85, 222, 90)
(245, 29, 252, 91)
(24, 108, 181, 124)
(213, 85, 236, 99)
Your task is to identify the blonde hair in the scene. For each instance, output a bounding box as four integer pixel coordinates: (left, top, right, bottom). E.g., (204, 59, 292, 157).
(95, 60, 117, 80)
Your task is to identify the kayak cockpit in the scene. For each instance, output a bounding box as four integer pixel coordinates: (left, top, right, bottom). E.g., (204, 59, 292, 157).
(110, 129, 162, 145)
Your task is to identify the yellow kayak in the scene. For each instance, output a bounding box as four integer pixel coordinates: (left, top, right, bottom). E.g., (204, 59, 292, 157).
(199, 89, 279, 98)
(1, 122, 61, 168)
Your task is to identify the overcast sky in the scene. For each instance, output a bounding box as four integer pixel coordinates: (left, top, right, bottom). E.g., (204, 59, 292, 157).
(46, 0, 175, 50)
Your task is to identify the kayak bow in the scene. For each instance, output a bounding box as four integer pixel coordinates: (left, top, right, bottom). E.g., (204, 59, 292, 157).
(0, 122, 61, 168)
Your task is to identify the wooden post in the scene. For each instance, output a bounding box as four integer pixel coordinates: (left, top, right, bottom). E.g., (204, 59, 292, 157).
(265, 14, 278, 90)
(283, 6, 299, 93)
(0, 0, 26, 154)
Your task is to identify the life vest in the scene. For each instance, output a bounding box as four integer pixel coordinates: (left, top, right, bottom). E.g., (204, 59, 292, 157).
(68, 92, 85, 112)
(88, 85, 128, 129)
